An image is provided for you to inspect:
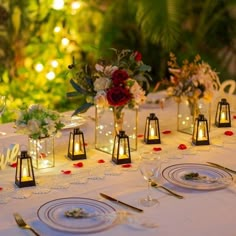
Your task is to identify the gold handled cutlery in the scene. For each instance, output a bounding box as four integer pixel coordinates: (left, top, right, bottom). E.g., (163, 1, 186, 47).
(151, 182, 184, 199)
(14, 213, 40, 236)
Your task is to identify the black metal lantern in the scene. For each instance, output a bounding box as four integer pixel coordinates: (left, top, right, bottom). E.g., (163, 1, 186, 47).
(68, 128, 86, 160)
(112, 130, 131, 165)
(15, 150, 36, 188)
(215, 98, 231, 127)
(192, 114, 210, 146)
(144, 113, 161, 144)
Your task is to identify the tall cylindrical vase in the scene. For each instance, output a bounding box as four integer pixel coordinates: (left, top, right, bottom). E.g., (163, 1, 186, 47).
(95, 106, 138, 154)
(177, 98, 211, 135)
(28, 136, 55, 169)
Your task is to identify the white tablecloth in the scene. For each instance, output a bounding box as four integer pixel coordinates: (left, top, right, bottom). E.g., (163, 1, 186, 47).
(1, 97, 236, 236)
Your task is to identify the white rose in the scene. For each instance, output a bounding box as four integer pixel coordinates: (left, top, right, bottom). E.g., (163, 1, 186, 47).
(94, 91, 109, 108)
(94, 77, 111, 91)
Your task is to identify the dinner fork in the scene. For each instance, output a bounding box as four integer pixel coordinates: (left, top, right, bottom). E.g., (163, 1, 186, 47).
(151, 182, 184, 199)
(13, 213, 40, 236)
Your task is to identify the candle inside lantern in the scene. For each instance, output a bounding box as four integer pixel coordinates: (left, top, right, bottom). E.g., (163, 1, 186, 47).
(74, 142, 83, 154)
(21, 167, 32, 181)
(220, 111, 226, 122)
(198, 128, 204, 140)
(119, 146, 127, 159)
(149, 126, 157, 139)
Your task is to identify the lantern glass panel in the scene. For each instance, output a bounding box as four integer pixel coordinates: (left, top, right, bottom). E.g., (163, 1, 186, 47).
(215, 98, 231, 127)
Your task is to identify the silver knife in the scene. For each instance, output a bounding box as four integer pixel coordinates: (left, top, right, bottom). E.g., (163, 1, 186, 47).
(207, 162, 236, 174)
(100, 193, 143, 212)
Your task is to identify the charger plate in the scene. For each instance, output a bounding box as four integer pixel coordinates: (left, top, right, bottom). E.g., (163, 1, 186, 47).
(162, 163, 233, 190)
(37, 197, 117, 233)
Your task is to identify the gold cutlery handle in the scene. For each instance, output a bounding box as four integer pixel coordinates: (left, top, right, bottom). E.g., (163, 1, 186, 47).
(159, 185, 184, 199)
(151, 182, 184, 199)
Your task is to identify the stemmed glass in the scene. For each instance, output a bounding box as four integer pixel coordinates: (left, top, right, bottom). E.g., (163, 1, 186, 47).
(0, 95, 6, 135)
(139, 151, 162, 207)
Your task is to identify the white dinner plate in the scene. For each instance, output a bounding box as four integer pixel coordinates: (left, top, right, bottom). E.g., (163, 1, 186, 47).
(37, 197, 117, 233)
(162, 163, 233, 190)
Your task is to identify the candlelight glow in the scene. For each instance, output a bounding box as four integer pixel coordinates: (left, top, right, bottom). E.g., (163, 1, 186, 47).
(52, 0, 64, 10)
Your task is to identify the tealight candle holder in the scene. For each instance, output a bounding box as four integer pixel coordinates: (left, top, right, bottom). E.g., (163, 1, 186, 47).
(192, 114, 210, 146)
(15, 150, 36, 188)
(144, 113, 161, 144)
(112, 130, 131, 165)
(215, 98, 231, 127)
(68, 128, 87, 160)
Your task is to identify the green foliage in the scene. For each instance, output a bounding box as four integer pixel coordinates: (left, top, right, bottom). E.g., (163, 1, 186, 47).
(0, 0, 235, 123)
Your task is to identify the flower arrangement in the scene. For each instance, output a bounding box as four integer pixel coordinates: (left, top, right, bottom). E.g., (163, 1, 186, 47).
(15, 104, 65, 139)
(67, 48, 152, 119)
(167, 52, 220, 104)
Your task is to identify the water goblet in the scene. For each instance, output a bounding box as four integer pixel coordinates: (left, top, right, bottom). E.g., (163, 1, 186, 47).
(139, 151, 162, 207)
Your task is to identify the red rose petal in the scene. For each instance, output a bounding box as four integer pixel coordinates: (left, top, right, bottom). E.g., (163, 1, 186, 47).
(162, 130, 171, 134)
(84, 143, 88, 146)
(73, 162, 83, 168)
(122, 164, 132, 168)
(224, 131, 234, 136)
(153, 147, 162, 152)
(0, 187, 3, 191)
(10, 162, 17, 168)
(137, 134, 144, 138)
(98, 159, 105, 163)
(233, 115, 236, 119)
(178, 144, 187, 150)
(61, 170, 71, 175)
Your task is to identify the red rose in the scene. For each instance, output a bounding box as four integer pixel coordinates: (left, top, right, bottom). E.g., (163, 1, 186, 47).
(107, 86, 131, 106)
(133, 51, 142, 61)
(112, 69, 128, 86)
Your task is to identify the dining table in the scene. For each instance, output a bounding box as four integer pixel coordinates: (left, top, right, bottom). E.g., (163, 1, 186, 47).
(1, 91, 236, 236)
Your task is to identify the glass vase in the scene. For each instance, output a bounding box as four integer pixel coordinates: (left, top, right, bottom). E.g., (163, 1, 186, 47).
(177, 98, 211, 135)
(28, 136, 55, 169)
(95, 106, 138, 154)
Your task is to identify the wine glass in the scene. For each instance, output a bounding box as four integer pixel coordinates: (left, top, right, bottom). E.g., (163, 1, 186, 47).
(0, 95, 6, 135)
(139, 151, 162, 207)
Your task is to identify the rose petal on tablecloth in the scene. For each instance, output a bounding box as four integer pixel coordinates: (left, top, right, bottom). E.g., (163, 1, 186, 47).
(61, 170, 72, 174)
(0, 187, 3, 191)
(233, 115, 236, 119)
(97, 159, 105, 163)
(162, 130, 171, 134)
(73, 162, 84, 168)
(10, 162, 17, 168)
(122, 164, 132, 168)
(224, 131, 234, 136)
(153, 147, 162, 151)
(137, 134, 144, 138)
(178, 144, 187, 150)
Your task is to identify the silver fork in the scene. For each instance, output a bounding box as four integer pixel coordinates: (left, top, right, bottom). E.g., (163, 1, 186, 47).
(13, 213, 40, 236)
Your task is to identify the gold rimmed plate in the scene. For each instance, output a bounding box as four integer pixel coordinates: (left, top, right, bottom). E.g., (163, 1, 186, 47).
(162, 163, 233, 190)
(37, 197, 117, 233)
